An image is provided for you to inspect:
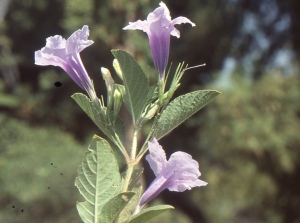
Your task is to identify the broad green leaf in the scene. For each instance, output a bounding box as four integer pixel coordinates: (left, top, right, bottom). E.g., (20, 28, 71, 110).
(112, 50, 149, 126)
(128, 205, 174, 223)
(153, 90, 221, 139)
(72, 93, 126, 146)
(75, 135, 122, 223)
(99, 192, 135, 223)
(117, 168, 144, 223)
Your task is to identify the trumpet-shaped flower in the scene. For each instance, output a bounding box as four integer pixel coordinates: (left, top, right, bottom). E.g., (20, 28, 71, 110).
(138, 138, 207, 210)
(35, 25, 96, 98)
(123, 2, 195, 79)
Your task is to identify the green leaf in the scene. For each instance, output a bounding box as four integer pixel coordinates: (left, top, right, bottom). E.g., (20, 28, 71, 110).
(153, 90, 221, 139)
(72, 93, 126, 146)
(112, 50, 149, 126)
(75, 135, 122, 223)
(99, 192, 136, 223)
(128, 205, 174, 223)
(117, 184, 143, 223)
(117, 168, 144, 223)
(126, 167, 144, 192)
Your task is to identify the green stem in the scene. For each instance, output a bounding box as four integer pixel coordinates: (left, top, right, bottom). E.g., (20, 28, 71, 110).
(122, 128, 139, 192)
(122, 163, 134, 192)
(131, 128, 138, 160)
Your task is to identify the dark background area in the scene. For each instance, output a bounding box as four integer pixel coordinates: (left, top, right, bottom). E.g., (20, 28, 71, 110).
(0, 0, 299, 222)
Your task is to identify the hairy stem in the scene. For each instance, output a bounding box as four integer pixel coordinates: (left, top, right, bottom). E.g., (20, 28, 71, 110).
(122, 128, 139, 192)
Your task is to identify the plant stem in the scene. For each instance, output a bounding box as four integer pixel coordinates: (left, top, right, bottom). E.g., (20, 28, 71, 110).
(122, 163, 134, 192)
(122, 128, 139, 192)
(131, 128, 138, 160)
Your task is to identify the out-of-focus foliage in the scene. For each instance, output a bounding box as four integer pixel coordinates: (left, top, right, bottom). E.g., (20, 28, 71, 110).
(0, 113, 84, 223)
(189, 74, 300, 223)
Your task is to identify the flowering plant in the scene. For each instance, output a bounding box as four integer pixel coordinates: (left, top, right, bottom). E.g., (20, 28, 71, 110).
(35, 2, 220, 222)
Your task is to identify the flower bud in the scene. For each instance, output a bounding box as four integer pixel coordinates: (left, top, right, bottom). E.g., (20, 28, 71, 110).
(113, 87, 123, 121)
(113, 59, 123, 81)
(101, 67, 115, 111)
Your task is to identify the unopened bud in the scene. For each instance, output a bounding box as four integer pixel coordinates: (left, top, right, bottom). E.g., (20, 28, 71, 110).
(101, 67, 115, 111)
(113, 88, 123, 120)
(113, 59, 123, 81)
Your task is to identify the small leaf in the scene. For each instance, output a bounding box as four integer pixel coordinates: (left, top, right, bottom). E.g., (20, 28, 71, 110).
(112, 50, 149, 126)
(75, 135, 122, 223)
(99, 192, 136, 223)
(128, 205, 174, 223)
(72, 93, 126, 146)
(153, 90, 221, 139)
(117, 168, 144, 223)
(121, 167, 144, 192)
(117, 184, 143, 223)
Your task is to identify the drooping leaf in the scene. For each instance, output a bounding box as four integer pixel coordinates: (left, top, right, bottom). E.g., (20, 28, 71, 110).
(75, 135, 122, 223)
(112, 50, 149, 126)
(128, 205, 174, 223)
(99, 192, 136, 223)
(72, 93, 126, 146)
(153, 90, 221, 139)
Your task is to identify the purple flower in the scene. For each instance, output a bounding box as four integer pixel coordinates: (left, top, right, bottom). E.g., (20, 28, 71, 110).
(123, 2, 195, 79)
(139, 138, 207, 210)
(35, 25, 95, 98)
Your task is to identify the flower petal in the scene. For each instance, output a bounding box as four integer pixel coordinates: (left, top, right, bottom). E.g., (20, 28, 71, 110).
(35, 36, 69, 69)
(66, 25, 94, 54)
(170, 17, 196, 38)
(145, 138, 168, 177)
(139, 139, 207, 210)
(167, 179, 208, 192)
(123, 20, 151, 33)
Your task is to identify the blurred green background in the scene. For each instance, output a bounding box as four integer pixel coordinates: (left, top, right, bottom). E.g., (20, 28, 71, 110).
(1, 0, 300, 222)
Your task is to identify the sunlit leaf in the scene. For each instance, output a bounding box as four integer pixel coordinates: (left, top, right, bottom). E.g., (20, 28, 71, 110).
(153, 90, 221, 139)
(75, 135, 121, 223)
(72, 93, 126, 146)
(99, 192, 135, 223)
(112, 50, 149, 126)
(128, 205, 174, 223)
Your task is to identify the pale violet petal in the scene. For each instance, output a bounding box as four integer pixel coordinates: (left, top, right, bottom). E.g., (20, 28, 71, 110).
(67, 25, 94, 54)
(147, 2, 170, 22)
(172, 16, 196, 27)
(34, 49, 67, 69)
(123, 20, 150, 33)
(146, 138, 168, 177)
(159, 2, 171, 20)
(168, 179, 208, 192)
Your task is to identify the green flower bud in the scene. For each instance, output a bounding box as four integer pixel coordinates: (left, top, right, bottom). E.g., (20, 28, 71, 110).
(113, 59, 123, 81)
(113, 87, 123, 121)
(101, 67, 115, 111)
